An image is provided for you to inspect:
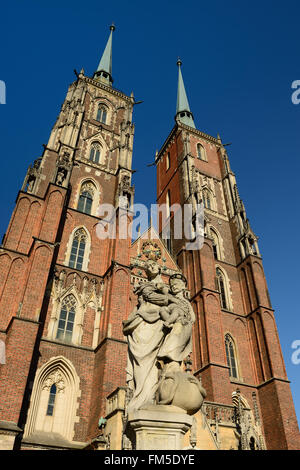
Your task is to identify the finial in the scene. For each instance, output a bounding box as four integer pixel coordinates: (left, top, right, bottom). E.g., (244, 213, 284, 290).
(110, 23, 115, 32)
(177, 57, 182, 67)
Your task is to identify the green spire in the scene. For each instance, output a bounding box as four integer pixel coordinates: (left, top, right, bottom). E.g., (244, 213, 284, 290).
(175, 59, 195, 128)
(93, 24, 115, 86)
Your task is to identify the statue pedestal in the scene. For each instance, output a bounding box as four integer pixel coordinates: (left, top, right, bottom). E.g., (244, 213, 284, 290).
(127, 406, 193, 450)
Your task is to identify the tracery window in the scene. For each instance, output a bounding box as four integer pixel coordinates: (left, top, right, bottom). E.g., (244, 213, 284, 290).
(56, 294, 77, 342)
(89, 142, 101, 164)
(203, 189, 211, 209)
(46, 383, 57, 416)
(225, 334, 238, 379)
(77, 182, 95, 215)
(210, 229, 220, 260)
(216, 268, 228, 309)
(23, 357, 81, 442)
(197, 143, 205, 160)
(96, 105, 107, 124)
(68, 229, 87, 270)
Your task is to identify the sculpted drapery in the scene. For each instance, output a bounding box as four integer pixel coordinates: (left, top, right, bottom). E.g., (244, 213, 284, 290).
(123, 261, 196, 413)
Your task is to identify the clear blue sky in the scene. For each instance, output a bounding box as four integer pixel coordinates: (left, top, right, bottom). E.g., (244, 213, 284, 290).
(0, 0, 299, 424)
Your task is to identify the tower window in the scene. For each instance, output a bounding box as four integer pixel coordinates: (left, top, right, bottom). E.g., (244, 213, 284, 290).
(56, 295, 77, 342)
(163, 227, 172, 253)
(249, 238, 257, 256)
(96, 105, 107, 124)
(89, 143, 101, 164)
(77, 190, 93, 214)
(225, 334, 238, 379)
(241, 239, 248, 258)
(69, 228, 87, 270)
(77, 182, 95, 215)
(166, 152, 170, 170)
(197, 143, 205, 160)
(166, 190, 171, 219)
(203, 190, 211, 210)
(46, 384, 57, 416)
(210, 229, 220, 260)
(216, 268, 227, 309)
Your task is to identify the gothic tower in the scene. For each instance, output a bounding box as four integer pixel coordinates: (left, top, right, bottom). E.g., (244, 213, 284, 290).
(155, 59, 300, 450)
(0, 25, 135, 449)
(0, 29, 299, 451)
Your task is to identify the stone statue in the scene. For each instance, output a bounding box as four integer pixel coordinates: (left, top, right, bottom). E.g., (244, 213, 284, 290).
(123, 261, 206, 415)
(123, 260, 168, 412)
(56, 169, 65, 186)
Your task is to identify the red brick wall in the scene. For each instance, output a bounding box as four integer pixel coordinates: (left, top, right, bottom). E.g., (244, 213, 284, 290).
(156, 123, 300, 449)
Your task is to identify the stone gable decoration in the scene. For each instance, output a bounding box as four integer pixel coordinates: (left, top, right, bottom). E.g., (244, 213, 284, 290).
(141, 241, 161, 261)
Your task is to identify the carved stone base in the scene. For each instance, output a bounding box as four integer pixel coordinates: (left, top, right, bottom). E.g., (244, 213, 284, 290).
(128, 406, 193, 450)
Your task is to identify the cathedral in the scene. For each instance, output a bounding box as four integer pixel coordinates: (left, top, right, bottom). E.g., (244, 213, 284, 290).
(0, 25, 299, 451)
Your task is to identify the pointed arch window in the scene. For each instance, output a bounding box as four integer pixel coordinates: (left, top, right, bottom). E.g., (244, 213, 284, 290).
(241, 239, 248, 258)
(163, 227, 172, 253)
(216, 268, 227, 309)
(225, 334, 238, 379)
(197, 143, 205, 160)
(210, 229, 220, 260)
(166, 152, 170, 171)
(96, 105, 107, 124)
(69, 229, 87, 270)
(24, 357, 81, 441)
(46, 384, 57, 416)
(203, 190, 211, 210)
(77, 182, 95, 215)
(166, 190, 171, 219)
(249, 237, 258, 256)
(89, 142, 101, 164)
(56, 294, 77, 342)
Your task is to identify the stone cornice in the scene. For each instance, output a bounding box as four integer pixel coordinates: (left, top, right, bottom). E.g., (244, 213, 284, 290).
(83, 76, 132, 103)
(155, 123, 221, 164)
(54, 262, 104, 281)
(0, 420, 22, 434)
(74, 156, 117, 176)
(179, 122, 221, 146)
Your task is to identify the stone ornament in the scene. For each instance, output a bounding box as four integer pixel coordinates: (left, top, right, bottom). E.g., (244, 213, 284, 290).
(142, 241, 161, 261)
(42, 370, 66, 393)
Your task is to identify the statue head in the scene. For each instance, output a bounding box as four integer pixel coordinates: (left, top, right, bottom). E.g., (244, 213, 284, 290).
(169, 273, 187, 295)
(145, 260, 161, 280)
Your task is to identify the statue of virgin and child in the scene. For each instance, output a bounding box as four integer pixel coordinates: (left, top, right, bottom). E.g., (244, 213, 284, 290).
(122, 260, 206, 415)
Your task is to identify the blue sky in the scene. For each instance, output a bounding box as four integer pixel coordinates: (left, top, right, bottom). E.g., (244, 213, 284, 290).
(0, 1, 300, 424)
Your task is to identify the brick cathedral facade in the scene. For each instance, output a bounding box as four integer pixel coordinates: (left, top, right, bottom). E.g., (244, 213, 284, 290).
(0, 27, 299, 450)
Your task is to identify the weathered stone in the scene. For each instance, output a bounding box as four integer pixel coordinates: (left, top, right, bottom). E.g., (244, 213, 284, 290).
(128, 407, 193, 450)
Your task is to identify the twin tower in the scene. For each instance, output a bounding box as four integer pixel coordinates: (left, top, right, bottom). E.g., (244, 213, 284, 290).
(0, 26, 299, 450)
